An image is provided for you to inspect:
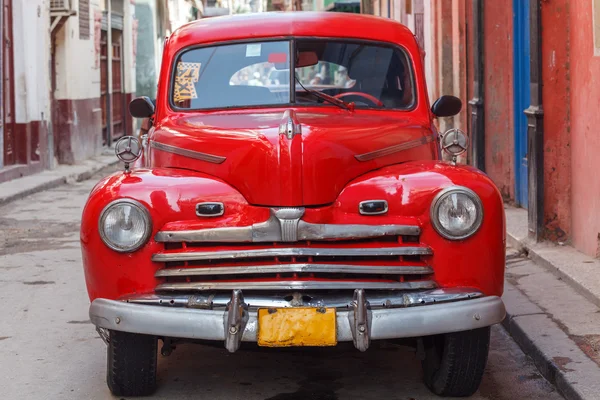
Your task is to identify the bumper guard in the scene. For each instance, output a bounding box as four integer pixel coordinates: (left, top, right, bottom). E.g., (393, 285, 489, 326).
(90, 289, 506, 352)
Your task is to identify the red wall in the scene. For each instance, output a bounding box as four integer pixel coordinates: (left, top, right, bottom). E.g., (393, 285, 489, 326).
(540, 1, 572, 242)
(466, 0, 473, 120)
(482, 2, 515, 201)
(567, 0, 600, 256)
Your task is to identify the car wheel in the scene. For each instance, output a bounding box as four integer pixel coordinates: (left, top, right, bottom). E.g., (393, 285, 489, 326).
(421, 327, 490, 397)
(107, 330, 158, 397)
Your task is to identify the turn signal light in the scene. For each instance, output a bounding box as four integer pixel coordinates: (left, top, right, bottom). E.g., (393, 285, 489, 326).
(196, 202, 225, 217)
(359, 200, 388, 215)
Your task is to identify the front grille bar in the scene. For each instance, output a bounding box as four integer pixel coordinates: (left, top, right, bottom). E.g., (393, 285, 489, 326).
(155, 210, 420, 243)
(156, 280, 437, 291)
(155, 264, 433, 277)
(152, 246, 433, 263)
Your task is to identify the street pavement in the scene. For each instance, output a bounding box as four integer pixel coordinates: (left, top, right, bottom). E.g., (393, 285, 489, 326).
(0, 168, 564, 400)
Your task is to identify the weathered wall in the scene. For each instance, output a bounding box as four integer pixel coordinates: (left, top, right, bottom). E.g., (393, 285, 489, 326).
(11, 0, 52, 169)
(465, 0, 473, 134)
(53, 0, 103, 164)
(423, 0, 435, 101)
(482, 1, 514, 200)
(540, 0, 572, 242)
(451, 0, 466, 131)
(123, 0, 137, 96)
(135, 0, 162, 99)
(568, 0, 599, 256)
(427, 0, 467, 164)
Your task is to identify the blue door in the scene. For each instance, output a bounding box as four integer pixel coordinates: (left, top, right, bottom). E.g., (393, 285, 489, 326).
(513, 0, 530, 208)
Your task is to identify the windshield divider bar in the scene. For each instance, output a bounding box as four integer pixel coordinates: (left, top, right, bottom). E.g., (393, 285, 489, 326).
(290, 39, 296, 104)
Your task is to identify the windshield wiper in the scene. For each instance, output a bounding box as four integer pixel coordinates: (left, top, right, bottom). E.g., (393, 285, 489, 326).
(294, 73, 353, 111)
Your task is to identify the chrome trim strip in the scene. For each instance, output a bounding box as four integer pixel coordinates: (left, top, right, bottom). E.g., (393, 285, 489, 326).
(90, 296, 506, 341)
(152, 246, 432, 262)
(355, 134, 436, 162)
(155, 280, 437, 291)
(150, 141, 226, 164)
(155, 264, 433, 277)
(297, 222, 419, 241)
(155, 210, 420, 243)
(125, 288, 484, 310)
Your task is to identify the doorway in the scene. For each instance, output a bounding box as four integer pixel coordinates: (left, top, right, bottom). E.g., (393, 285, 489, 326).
(513, 0, 531, 208)
(100, 28, 126, 146)
(2, 0, 15, 167)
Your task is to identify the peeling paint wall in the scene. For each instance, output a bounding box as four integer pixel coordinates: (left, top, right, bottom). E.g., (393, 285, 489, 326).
(540, 0, 572, 243)
(482, 1, 514, 201)
(568, 0, 599, 256)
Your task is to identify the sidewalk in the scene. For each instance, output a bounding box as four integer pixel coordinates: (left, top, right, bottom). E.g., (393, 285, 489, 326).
(0, 150, 119, 207)
(503, 205, 600, 400)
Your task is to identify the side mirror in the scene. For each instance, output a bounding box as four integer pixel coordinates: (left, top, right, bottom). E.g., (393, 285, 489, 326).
(129, 96, 155, 119)
(431, 95, 462, 117)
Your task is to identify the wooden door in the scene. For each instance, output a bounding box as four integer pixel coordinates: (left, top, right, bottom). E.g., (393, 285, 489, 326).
(2, 0, 15, 165)
(100, 29, 108, 145)
(100, 28, 125, 146)
(111, 30, 125, 140)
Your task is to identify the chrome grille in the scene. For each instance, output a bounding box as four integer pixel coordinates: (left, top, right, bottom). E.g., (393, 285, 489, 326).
(156, 264, 433, 277)
(152, 246, 432, 263)
(153, 213, 435, 292)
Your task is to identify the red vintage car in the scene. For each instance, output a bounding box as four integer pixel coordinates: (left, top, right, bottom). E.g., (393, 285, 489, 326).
(82, 12, 506, 397)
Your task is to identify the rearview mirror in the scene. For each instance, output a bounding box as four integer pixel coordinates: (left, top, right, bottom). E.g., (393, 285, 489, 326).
(431, 95, 462, 117)
(129, 96, 155, 119)
(297, 51, 318, 68)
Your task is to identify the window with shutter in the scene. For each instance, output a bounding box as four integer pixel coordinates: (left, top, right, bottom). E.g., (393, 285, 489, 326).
(79, 0, 90, 40)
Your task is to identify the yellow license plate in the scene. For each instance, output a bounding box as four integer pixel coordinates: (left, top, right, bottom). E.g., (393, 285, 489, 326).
(257, 307, 337, 347)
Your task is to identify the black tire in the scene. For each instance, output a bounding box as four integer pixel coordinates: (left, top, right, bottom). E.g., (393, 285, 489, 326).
(107, 330, 158, 397)
(421, 327, 490, 397)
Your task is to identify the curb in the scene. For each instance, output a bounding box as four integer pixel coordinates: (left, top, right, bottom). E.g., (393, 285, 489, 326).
(0, 155, 119, 207)
(501, 316, 582, 400)
(506, 232, 600, 309)
(501, 282, 600, 400)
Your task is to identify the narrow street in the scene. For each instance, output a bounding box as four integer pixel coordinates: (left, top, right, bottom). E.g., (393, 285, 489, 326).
(0, 168, 563, 400)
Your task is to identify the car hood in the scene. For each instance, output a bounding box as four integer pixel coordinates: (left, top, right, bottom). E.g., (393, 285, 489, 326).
(151, 108, 437, 206)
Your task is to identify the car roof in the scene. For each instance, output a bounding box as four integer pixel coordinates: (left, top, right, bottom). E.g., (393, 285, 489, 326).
(168, 12, 416, 51)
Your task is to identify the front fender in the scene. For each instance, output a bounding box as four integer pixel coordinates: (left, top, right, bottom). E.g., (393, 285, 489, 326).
(335, 161, 506, 297)
(81, 168, 263, 301)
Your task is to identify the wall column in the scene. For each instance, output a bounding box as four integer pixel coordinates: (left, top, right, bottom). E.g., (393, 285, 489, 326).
(468, 0, 484, 170)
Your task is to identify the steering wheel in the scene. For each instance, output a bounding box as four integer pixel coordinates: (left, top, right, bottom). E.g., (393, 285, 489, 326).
(333, 92, 384, 108)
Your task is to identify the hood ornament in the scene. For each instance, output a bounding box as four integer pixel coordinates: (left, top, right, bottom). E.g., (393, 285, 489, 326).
(279, 112, 302, 140)
(114, 136, 142, 173)
(273, 207, 305, 242)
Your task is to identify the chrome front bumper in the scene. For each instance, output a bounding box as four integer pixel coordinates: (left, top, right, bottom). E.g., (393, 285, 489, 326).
(89, 289, 506, 352)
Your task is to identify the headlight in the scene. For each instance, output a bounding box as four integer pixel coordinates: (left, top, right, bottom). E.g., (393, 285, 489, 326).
(99, 199, 152, 252)
(430, 187, 483, 240)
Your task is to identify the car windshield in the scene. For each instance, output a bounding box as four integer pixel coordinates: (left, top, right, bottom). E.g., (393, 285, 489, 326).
(172, 39, 415, 110)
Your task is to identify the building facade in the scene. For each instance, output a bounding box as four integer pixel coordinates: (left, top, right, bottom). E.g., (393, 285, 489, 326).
(0, 0, 53, 182)
(0, 0, 202, 184)
(0, 0, 138, 182)
(365, 0, 600, 259)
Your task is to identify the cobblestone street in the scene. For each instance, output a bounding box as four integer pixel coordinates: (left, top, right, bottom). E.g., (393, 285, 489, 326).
(0, 168, 563, 399)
